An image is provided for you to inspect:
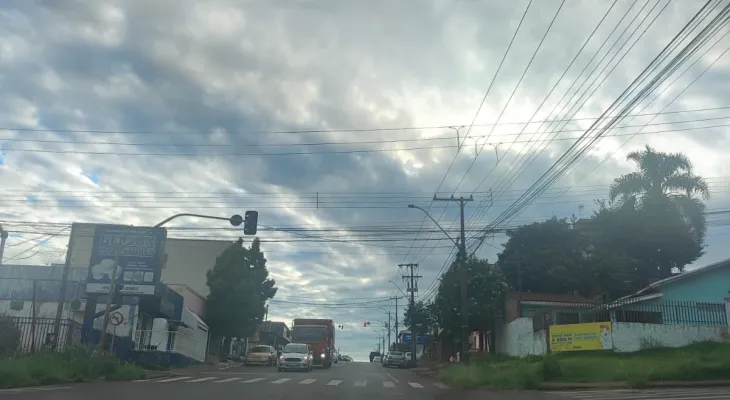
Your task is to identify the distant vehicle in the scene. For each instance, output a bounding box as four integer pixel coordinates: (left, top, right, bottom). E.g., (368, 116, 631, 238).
(245, 345, 276, 366)
(292, 318, 335, 368)
(277, 343, 313, 372)
(341, 355, 353, 362)
(368, 351, 381, 362)
(385, 351, 407, 368)
(373, 355, 382, 363)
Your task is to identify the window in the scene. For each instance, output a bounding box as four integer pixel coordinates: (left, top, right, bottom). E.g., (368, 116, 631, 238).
(283, 344, 308, 354)
(292, 326, 326, 341)
(250, 346, 271, 353)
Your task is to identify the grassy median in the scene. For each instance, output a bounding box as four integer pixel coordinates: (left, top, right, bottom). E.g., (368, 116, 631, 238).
(0, 347, 147, 388)
(438, 341, 730, 389)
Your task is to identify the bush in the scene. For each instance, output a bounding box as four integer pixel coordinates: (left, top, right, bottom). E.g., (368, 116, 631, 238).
(0, 347, 147, 388)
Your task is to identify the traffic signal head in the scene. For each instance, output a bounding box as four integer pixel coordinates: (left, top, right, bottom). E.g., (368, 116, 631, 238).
(364, 321, 370, 327)
(244, 211, 258, 235)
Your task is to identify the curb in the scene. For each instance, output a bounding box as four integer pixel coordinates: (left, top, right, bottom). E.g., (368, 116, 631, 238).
(145, 370, 175, 379)
(541, 380, 730, 390)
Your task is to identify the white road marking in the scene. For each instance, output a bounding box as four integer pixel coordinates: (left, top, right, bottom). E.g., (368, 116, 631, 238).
(326, 380, 342, 386)
(187, 377, 218, 383)
(214, 377, 241, 383)
(383, 381, 396, 388)
(158, 376, 192, 382)
(387, 372, 399, 383)
(408, 382, 424, 388)
(354, 381, 367, 387)
(433, 382, 449, 389)
(299, 379, 317, 384)
(271, 378, 290, 384)
(241, 378, 266, 383)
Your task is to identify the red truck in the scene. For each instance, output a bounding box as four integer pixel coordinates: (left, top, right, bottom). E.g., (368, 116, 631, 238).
(291, 318, 335, 368)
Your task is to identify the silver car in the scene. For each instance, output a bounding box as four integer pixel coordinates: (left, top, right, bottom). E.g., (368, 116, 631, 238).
(277, 343, 313, 372)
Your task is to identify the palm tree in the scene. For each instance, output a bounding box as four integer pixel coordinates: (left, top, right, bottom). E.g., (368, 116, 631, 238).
(609, 145, 709, 243)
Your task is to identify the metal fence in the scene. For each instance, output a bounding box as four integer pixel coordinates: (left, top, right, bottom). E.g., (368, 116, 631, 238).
(11, 317, 82, 353)
(535, 298, 730, 327)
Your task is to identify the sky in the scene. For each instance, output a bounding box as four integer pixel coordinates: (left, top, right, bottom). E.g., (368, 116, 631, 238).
(2, 0, 730, 361)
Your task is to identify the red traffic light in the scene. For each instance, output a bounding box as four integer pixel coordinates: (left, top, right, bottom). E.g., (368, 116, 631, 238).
(364, 321, 370, 327)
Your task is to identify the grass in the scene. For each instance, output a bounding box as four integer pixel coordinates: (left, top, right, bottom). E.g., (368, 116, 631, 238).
(0, 347, 147, 389)
(437, 341, 730, 390)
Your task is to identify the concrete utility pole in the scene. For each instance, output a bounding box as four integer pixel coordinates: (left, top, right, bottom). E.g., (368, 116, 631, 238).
(391, 296, 399, 346)
(399, 263, 421, 366)
(433, 195, 473, 362)
(0, 224, 8, 265)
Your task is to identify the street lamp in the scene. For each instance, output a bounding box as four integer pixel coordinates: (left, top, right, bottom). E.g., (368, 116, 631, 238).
(407, 203, 471, 363)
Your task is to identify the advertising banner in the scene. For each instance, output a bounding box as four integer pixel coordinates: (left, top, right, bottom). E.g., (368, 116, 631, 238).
(549, 322, 613, 352)
(85, 225, 167, 296)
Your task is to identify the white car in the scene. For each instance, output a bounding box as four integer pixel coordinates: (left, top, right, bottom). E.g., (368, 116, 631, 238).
(373, 356, 382, 363)
(277, 343, 313, 372)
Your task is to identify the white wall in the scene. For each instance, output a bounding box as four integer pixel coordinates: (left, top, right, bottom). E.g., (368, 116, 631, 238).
(611, 322, 730, 352)
(496, 318, 547, 357)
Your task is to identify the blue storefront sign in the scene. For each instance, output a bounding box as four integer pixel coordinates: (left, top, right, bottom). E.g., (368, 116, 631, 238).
(400, 332, 427, 345)
(85, 225, 167, 296)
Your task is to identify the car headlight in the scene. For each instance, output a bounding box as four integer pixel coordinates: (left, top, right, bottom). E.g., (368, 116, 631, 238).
(321, 353, 326, 358)
(279, 355, 284, 360)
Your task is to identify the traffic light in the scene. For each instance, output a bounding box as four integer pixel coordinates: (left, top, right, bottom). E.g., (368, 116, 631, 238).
(244, 211, 258, 235)
(337, 324, 344, 330)
(364, 321, 370, 327)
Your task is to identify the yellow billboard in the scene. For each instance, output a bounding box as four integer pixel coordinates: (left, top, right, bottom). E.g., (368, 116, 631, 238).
(549, 322, 612, 352)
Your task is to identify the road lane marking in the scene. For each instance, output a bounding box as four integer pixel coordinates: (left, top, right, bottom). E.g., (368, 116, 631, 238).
(408, 382, 424, 388)
(187, 377, 217, 383)
(383, 381, 396, 388)
(299, 379, 316, 384)
(271, 378, 290, 384)
(387, 372, 399, 383)
(158, 376, 192, 382)
(214, 377, 241, 383)
(326, 380, 342, 386)
(241, 378, 266, 383)
(433, 382, 449, 389)
(354, 381, 367, 387)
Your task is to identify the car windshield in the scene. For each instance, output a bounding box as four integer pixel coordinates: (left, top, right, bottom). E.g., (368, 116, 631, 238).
(250, 346, 270, 353)
(283, 344, 308, 354)
(292, 326, 326, 341)
(389, 351, 403, 356)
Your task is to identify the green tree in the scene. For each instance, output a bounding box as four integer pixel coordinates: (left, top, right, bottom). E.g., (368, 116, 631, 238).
(607, 145, 709, 278)
(205, 238, 277, 342)
(497, 218, 595, 296)
(404, 300, 435, 335)
(433, 257, 507, 351)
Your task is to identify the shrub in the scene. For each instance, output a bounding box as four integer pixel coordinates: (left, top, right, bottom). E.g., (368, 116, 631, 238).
(0, 316, 20, 358)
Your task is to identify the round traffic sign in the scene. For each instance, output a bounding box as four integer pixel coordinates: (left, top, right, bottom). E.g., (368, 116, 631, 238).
(230, 214, 243, 227)
(110, 311, 124, 326)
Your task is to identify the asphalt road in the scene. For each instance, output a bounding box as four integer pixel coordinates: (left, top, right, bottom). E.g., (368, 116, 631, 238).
(3, 363, 728, 399)
(0, 361, 453, 399)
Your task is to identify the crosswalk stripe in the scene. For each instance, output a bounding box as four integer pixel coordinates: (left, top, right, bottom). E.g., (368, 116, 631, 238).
(407, 382, 424, 388)
(326, 380, 342, 386)
(383, 381, 395, 388)
(354, 381, 367, 387)
(187, 377, 217, 383)
(299, 379, 316, 385)
(157, 376, 192, 382)
(241, 378, 266, 383)
(433, 382, 449, 389)
(214, 377, 241, 383)
(271, 378, 290, 384)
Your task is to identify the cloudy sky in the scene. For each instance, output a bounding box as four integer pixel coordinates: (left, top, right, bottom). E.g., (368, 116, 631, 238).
(2, 0, 730, 360)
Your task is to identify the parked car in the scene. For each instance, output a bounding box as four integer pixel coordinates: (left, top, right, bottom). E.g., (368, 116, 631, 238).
(245, 345, 277, 366)
(277, 343, 313, 372)
(369, 351, 381, 362)
(373, 355, 382, 363)
(384, 351, 407, 368)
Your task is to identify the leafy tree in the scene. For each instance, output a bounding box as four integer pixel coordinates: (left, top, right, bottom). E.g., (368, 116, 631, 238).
(497, 218, 595, 296)
(433, 257, 507, 349)
(607, 145, 709, 278)
(206, 238, 277, 342)
(404, 300, 435, 335)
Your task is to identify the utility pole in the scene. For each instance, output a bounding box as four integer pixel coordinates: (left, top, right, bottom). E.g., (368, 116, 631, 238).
(391, 296, 399, 346)
(433, 195, 473, 362)
(386, 311, 392, 352)
(0, 224, 8, 265)
(399, 263, 421, 366)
